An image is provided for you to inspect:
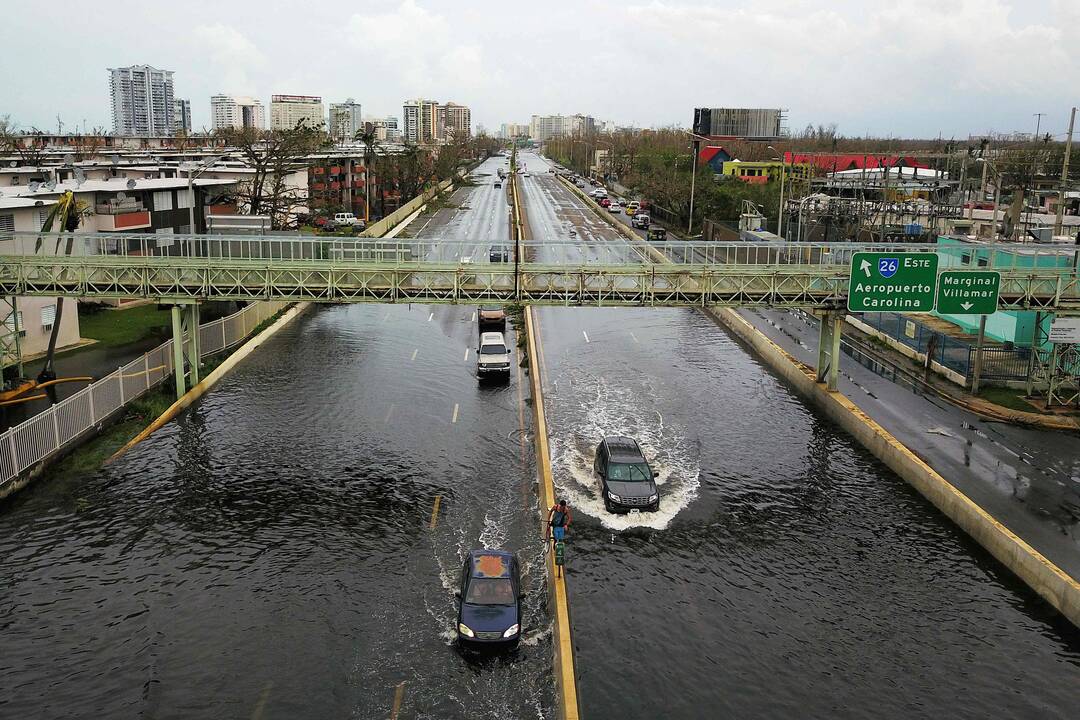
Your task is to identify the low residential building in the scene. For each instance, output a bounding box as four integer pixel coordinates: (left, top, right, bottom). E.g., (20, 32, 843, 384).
(270, 95, 324, 131)
(721, 160, 812, 184)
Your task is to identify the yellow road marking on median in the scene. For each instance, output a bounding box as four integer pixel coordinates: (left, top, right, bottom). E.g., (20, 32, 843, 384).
(451, 403, 459, 423)
(429, 495, 442, 530)
(525, 306, 580, 720)
(389, 681, 405, 720)
(250, 681, 273, 720)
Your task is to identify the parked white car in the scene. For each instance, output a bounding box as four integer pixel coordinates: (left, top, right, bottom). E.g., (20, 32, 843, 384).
(333, 212, 363, 227)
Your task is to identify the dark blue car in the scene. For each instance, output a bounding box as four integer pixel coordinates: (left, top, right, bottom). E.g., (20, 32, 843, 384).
(455, 549, 523, 650)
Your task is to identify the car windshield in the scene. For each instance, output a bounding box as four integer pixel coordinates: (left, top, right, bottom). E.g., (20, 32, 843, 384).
(608, 462, 652, 482)
(480, 344, 506, 355)
(466, 577, 515, 605)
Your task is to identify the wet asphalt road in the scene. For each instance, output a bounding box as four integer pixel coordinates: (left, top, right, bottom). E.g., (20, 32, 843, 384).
(0, 157, 555, 720)
(522, 151, 1080, 719)
(743, 307, 1080, 581)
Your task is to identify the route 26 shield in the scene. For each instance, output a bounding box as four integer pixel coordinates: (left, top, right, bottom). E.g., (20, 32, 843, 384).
(878, 257, 899, 278)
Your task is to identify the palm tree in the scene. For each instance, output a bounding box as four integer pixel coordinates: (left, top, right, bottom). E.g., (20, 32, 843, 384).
(354, 125, 380, 222)
(35, 190, 84, 385)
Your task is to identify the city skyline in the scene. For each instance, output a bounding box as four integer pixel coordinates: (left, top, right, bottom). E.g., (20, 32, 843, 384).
(3, 0, 1078, 139)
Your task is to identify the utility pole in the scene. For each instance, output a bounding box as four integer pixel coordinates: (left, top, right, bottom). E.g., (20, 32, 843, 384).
(688, 139, 700, 236)
(1055, 106, 1076, 237)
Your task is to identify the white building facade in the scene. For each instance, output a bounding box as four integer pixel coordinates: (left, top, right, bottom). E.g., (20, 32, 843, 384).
(329, 99, 364, 143)
(270, 95, 324, 131)
(211, 95, 266, 130)
(109, 65, 175, 136)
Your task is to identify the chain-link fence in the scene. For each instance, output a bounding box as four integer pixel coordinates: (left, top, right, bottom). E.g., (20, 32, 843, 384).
(0, 300, 287, 490)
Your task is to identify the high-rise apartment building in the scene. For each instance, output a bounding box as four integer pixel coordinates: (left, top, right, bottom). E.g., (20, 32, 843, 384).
(529, 114, 596, 142)
(329, 99, 364, 142)
(109, 65, 175, 136)
(499, 123, 529, 139)
(174, 99, 192, 133)
(211, 95, 266, 130)
(692, 108, 784, 138)
(441, 102, 471, 141)
(362, 116, 401, 142)
(403, 99, 442, 144)
(270, 95, 324, 130)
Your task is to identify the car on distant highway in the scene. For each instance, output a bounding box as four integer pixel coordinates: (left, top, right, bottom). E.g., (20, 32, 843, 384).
(632, 213, 650, 229)
(456, 549, 523, 650)
(593, 436, 660, 513)
(599, 197, 611, 208)
(489, 245, 510, 263)
(608, 201, 622, 213)
(625, 201, 640, 217)
(494, 179, 502, 188)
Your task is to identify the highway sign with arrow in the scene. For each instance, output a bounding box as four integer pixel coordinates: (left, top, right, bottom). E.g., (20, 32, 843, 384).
(848, 252, 938, 313)
(935, 271, 1000, 314)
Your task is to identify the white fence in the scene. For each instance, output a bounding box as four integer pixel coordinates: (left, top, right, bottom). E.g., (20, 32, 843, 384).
(0, 300, 288, 489)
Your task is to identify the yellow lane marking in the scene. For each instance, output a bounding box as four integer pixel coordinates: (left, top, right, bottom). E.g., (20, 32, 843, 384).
(250, 681, 273, 720)
(429, 495, 442, 530)
(525, 306, 580, 720)
(389, 681, 405, 720)
(384, 404, 395, 424)
(451, 403, 459, 423)
(411, 349, 418, 361)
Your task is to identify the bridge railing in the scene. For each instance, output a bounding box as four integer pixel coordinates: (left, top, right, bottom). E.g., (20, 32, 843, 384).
(0, 300, 286, 491)
(7, 232, 1077, 272)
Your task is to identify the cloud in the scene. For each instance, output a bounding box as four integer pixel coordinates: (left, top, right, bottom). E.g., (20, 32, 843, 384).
(192, 23, 267, 94)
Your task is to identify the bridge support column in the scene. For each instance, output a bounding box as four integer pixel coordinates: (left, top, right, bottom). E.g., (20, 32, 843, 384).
(170, 302, 201, 398)
(816, 311, 842, 391)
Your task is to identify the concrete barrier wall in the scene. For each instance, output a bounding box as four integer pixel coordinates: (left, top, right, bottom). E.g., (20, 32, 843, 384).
(362, 177, 455, 238)
(706, 306, 1080, 628)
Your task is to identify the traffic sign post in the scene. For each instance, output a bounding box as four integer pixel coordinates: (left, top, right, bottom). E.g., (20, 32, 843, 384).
(847, 252, 938, 313)
(935, 271, 1001, 315)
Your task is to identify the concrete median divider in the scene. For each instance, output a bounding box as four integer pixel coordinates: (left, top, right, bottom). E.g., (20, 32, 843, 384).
(524, 305, 580, 720)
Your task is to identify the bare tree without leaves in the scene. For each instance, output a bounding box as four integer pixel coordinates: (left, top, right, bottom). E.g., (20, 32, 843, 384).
(215, 120, 329, 229)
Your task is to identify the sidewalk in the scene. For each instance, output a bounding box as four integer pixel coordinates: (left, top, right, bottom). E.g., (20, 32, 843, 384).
(731, 307, 1080, 584)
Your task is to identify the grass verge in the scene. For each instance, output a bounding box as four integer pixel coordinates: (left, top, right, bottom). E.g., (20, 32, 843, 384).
(976, 386, 1045, 414)
(78, 304, 171, 347)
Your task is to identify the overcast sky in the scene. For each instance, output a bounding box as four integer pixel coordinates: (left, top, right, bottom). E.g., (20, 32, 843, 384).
(4, 0, 1077, 139)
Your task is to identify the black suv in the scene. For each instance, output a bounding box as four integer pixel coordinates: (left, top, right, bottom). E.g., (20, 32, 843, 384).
(593, 436, 660, 513)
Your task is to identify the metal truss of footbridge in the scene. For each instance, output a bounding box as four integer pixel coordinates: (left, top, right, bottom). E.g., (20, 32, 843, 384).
(2, 233, 1079, 311)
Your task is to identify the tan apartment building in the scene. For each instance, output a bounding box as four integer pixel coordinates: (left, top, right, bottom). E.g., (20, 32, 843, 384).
(270, 95, 324, 131)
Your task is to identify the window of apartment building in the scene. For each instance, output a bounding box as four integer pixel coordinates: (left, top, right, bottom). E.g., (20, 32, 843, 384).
(4, 311, 25, 337)
(35, 208, 49, 230)
(176, 191, 192, 209)
(0, 213, 14, 240)
(41, 303, 56, 332)
(10, 176, 19, 185)
(153, 190, 174, 211)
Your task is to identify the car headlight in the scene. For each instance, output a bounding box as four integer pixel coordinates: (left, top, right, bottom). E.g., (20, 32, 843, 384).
(458, 623, 475, 638)
(503, 624, 520, 638)
(607, 491, 622, 502)
(649, 493, 659, 503)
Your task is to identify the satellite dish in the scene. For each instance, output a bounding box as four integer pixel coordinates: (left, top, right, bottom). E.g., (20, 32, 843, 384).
(117, 191, 128, 201)
(110, 154, 120, 165)
(63, 153, 75, 166)
(45, 180, 57, 191)
(74, 168, 86, 183)
(28, 181, 40, 192)
(34, 200, 43, 206)
(126, 179, 136, 190)
(8, 160, 16, 168)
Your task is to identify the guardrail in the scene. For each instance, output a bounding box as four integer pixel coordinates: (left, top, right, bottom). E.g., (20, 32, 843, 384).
(0, 300, 286, 490)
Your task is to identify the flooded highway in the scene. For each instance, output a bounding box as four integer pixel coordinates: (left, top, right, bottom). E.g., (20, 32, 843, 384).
(521, 152, 1079, 719)
(0, 159, 555, 719)
(1, 151, 1077, 720)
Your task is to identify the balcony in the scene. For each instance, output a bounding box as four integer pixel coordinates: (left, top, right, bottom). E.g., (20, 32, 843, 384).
(94, 201, 151, 231)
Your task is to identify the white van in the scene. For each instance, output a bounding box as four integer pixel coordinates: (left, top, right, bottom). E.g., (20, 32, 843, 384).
(334, 212, 361, 227)
(477, 331, 512, 378)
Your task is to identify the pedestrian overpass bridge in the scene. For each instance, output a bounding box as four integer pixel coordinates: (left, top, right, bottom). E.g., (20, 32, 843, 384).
(2, 232, 1079, 310)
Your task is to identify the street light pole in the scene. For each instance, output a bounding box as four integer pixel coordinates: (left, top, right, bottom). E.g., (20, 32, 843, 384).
(688, 139, 700, 235)
(1055, 106, 1076, 237)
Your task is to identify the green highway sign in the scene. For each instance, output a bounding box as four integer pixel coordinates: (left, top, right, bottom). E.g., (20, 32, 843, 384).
(847, 252, 938, 313)
(936, 271, 1000, 314)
